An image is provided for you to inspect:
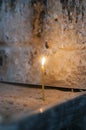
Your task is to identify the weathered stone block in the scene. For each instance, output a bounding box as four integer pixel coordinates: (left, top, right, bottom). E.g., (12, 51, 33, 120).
(0, 0, 86, 88)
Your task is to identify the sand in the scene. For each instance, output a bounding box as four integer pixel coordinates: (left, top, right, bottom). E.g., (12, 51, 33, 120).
(0, 83, 83, 122)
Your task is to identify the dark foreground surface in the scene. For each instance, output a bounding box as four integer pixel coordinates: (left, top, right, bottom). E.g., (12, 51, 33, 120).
(0, 83, 86, 130)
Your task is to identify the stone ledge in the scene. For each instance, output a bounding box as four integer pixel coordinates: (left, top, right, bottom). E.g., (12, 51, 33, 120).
(0, 93, 86, 130)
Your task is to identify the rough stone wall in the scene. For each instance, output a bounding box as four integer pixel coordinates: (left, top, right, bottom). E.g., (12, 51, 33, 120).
(0, 0, 86, 88)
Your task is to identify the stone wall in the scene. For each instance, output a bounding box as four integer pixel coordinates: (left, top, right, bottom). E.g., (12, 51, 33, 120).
(0, 94, 86, 130)
(0, 0, 86, 88)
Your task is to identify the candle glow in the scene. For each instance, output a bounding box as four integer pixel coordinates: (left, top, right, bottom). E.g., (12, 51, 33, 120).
(42, 57, 46, 66)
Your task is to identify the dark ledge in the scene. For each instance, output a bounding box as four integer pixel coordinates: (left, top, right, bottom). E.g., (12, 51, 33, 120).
(0, 81, 86, 92)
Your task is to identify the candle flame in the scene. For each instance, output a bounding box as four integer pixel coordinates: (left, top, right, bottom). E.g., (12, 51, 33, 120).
(42, 57, 46, 66)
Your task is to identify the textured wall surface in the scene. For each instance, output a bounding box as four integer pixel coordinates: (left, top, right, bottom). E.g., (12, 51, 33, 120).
(0, 94, 86, 130)
(0, 0, 86, 88)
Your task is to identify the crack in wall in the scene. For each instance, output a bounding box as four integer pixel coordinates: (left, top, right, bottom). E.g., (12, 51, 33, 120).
(31, 0, 47, 37)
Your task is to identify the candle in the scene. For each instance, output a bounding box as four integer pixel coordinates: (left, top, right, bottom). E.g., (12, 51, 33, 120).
(41, 57, 46, 101)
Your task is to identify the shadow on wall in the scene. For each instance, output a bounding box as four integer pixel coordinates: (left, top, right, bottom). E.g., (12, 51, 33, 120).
(0, 94, 86, 130)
